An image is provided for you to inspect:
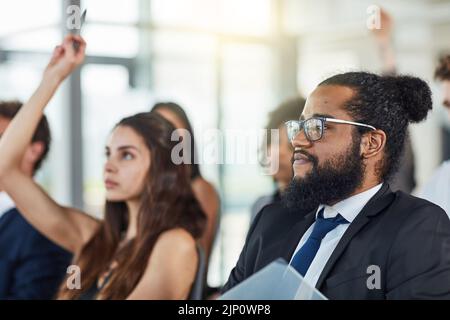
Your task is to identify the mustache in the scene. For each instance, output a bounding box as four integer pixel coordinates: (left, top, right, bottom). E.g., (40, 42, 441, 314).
(291, 149, 318, 165)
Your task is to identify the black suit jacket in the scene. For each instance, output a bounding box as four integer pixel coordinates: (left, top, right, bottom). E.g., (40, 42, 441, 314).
(222, 184, 450, 299)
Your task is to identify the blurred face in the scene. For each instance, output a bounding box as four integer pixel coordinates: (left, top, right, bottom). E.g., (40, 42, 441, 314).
(283, 85, 366, 210)
(103, 125, 151, 202)
(269, 125, 293, 188)
(441, 80, 450, 120)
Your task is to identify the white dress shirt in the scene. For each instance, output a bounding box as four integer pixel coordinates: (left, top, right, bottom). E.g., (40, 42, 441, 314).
(419, 160, 450, 218)
(0, 191, 16, 220)
(289, 183, 383, 288)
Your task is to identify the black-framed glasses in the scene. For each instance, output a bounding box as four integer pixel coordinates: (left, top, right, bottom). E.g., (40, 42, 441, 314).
(285, 117, 376, 142)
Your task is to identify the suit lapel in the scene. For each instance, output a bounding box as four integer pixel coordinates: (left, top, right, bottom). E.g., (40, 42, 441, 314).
(315, 183, 395, 289)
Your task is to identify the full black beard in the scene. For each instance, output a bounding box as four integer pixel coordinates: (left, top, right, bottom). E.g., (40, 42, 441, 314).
(282, 136, 366, 212)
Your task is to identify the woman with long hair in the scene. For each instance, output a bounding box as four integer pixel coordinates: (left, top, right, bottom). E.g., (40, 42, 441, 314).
(0, 35, 206, 299)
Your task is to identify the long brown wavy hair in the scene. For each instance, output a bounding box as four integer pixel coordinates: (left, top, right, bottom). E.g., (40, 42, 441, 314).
(57, 112, 206, 299)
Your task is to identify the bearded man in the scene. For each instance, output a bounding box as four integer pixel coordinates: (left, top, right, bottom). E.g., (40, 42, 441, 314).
(221, 72, 450, 300)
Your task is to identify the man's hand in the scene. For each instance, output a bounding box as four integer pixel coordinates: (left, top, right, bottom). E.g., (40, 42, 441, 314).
(43, 34, 86, 83)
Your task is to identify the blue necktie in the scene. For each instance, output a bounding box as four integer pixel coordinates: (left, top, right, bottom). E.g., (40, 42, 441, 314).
(290, 208, 349, 277)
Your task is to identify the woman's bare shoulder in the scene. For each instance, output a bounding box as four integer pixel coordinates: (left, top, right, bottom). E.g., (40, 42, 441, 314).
(154, 228, 197, 254)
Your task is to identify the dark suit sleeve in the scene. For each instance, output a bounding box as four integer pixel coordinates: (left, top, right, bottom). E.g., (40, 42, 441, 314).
(220, 206, 266, 294)
(386, 205, 450, 299)
(8, 229, 72, 300)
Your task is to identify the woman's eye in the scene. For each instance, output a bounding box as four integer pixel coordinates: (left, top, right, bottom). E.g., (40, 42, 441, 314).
(123, 152, 133, 160)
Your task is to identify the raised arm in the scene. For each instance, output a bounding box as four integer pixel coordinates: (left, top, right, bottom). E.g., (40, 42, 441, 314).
(370, 8, 396, 75)
(0, 35, 99, 254)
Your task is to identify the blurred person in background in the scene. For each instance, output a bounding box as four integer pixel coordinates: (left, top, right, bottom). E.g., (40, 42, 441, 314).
(419, 55, 450, 217)
(369, 8, 416, 193)
(151, 103, 220, 264)
(151, 102, 220, 298)
(0, 35, 206, 300)
(250, 96, 306, 223)
(0, 101, 72, 299)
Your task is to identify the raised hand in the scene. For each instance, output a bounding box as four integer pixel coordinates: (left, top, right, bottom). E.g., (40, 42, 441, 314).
(43, 34, 86, 83)
(370, 8, 396, 74)
(371, 8, 393, 44)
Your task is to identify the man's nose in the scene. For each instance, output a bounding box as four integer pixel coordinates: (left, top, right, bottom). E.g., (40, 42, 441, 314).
(291, 128, 312, 149)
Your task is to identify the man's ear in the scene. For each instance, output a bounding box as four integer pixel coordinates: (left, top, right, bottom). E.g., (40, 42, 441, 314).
(360, 130, 386, 159)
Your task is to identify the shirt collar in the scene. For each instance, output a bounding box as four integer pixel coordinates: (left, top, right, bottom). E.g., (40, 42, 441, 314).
(316, 183, 383, 223)
(0, 192, 16, 219)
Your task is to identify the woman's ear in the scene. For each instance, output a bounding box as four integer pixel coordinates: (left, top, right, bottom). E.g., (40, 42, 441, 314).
(360, 129, 386, 159)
